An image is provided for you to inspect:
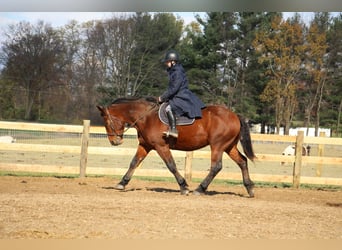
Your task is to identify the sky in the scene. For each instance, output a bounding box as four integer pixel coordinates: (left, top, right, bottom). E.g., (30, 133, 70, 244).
(0, 12, 340, 43)
(1, 12, 339, 31)
(0, 12, 207, 45)
(0, 12, 204, 30)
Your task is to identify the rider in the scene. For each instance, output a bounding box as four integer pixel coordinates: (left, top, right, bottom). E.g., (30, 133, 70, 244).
(158, 50, 206, 138)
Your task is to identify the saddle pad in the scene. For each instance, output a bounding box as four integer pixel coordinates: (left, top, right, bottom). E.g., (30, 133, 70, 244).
(158, 103, 195, 126)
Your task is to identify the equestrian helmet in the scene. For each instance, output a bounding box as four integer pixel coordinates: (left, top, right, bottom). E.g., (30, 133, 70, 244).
(162, 50, 180, 63)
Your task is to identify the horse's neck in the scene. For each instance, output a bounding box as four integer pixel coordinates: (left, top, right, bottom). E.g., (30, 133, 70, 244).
(115, 103, 154, 123)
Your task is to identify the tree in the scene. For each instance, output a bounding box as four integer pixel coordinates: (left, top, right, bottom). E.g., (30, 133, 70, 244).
(1, 12, 340, 130)
(178, 12, 238, 105)
(59, 20, 84, 122)
(0, 21, 68, 120)
(130, 12, 183, 97)
(239, 13, 279, 132)
(0, 76, 16, 119)
(253, 14, 306, 134)
(326, 13, 342, 136)
(94, 13, 183, 101)
(176, 17, 209, 101)
(301, 12, 329, 136)
(178, 12, 276, 125)
(234, 12, 278, 122)
(92, 15, 136, 102)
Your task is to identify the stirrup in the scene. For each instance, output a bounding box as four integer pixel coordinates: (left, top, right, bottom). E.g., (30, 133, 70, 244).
(163, 130, 178, 138)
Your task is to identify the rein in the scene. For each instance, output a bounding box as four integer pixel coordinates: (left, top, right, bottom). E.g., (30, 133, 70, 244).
(127, 102, 159, 129)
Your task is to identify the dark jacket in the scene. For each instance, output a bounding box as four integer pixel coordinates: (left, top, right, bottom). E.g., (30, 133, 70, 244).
(160, 64, 206, 118)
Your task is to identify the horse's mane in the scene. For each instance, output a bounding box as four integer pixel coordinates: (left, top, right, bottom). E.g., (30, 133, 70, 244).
(111, 96, 158, 105)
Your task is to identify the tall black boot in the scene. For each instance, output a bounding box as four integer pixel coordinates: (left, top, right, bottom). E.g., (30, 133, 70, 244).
(164, 110, 178, 138)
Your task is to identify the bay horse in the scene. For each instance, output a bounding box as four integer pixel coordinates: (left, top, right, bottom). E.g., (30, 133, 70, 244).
(97, 97, 256, 197)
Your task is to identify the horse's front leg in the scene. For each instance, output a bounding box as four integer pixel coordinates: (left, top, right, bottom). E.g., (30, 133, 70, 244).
(193, 150, 223, 195)
(156, 147, 189, 195)
(115, 145, 149, 190)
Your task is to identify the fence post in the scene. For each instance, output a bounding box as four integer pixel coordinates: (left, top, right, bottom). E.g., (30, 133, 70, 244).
(184, 151, 193, 182)
(316, 131, 326, 177)
(293, 130, 304, 188)
(80, 120, 90, 178)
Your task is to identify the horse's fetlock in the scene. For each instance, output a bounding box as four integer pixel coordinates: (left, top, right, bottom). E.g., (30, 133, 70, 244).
(195, 184, 206, 193)
(244, 180, 254, 189)
(179, 179, 189, 189)
(243, 181, 255, 198)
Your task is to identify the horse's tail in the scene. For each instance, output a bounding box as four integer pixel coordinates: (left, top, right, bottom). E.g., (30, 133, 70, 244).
(238, 115, 256, 162)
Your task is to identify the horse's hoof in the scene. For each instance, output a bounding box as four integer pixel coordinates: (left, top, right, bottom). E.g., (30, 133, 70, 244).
(247, 189, 255, 198)
(192, 189, 204, 196)
(114, 184, 125, 190)
(180, 189, 190, 196)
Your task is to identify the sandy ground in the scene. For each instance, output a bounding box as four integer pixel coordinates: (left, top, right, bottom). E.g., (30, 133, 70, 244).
(0, 176, 341, 239)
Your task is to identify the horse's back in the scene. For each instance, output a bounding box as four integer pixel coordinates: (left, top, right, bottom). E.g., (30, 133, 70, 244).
(201, 105, 240, 126)
(162, 105, 241, 150)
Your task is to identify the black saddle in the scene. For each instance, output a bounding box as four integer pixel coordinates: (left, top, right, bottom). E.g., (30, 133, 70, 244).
(158, 103, 194, 126)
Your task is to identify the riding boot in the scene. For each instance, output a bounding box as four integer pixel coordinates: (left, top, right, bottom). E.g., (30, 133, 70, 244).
(165, 110, 178, 138)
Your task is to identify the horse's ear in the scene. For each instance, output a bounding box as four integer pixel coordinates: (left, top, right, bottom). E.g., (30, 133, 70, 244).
(96, 105, 103, 112)
(96, 105, 105, 115)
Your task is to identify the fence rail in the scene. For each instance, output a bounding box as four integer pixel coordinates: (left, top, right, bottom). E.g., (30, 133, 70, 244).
(0, 120, 341, 187)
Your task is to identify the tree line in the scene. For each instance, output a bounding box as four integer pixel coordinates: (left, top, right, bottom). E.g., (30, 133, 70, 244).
(0, 12, 341, 136)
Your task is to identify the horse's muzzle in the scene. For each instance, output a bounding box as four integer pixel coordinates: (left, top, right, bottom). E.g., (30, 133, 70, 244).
(110, 137, 123, 146)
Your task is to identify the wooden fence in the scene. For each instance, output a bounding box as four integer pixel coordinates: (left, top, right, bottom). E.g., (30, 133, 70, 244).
(0, 120, 341, 187)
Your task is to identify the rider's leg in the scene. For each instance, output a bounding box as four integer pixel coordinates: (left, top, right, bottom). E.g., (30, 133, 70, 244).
(164, 104, 178, 138)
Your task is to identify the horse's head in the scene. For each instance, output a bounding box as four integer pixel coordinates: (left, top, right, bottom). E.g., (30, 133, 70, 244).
(97, 105, 125, 146)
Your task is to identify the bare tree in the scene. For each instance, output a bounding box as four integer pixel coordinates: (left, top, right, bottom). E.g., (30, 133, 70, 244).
(103, 16, 135, 97)
(73, 15, 136, 108)
(1, 20, 68, 120)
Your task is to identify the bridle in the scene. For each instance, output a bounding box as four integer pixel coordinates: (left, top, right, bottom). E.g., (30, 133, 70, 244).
(104, 108, 125, 137)
(104, 102, 158, 137)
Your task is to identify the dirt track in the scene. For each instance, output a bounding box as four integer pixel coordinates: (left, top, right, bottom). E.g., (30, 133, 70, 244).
(0, 176, 341, 239)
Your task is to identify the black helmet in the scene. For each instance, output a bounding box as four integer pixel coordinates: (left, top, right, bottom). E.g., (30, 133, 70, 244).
(162, 50, 180, 63)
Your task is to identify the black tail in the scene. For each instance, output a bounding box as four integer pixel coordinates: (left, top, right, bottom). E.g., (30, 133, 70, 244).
(238, 116, 256, 162)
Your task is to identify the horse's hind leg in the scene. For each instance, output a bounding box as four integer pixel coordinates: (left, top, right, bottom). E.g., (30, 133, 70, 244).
(227, 145, 254, 197)
(115, 145, 149, 190)
(193, 150, 223, 195)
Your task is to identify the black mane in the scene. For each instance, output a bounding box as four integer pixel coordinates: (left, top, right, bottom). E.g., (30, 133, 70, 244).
(111, 96, 158, 105)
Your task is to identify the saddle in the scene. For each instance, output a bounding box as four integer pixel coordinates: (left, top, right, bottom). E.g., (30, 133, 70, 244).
(158, 103, 194, 126)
